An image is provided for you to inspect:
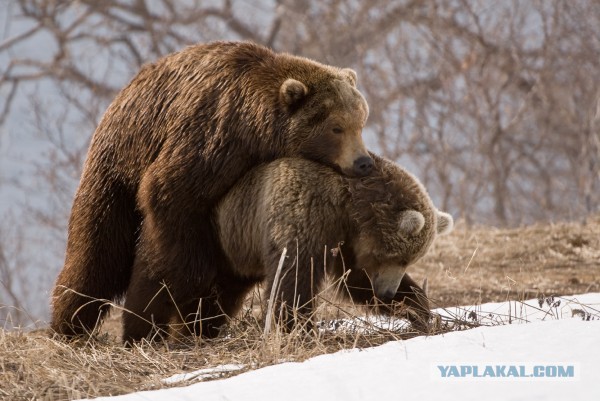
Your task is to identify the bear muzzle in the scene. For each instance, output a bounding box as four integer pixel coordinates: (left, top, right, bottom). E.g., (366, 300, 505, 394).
(372, 265, 406, 302)
(353, 155, 374, 176)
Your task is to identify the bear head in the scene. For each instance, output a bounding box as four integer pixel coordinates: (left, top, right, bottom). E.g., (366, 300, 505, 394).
(348, 155, 454, 301)
(277, 57, 373, 177)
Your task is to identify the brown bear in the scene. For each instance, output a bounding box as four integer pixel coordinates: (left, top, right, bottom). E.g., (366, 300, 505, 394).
(214, 154, 453, 332)
(50, 41, 374, 342)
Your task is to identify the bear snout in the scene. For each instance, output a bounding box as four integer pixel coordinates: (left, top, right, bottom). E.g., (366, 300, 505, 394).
(372, 266, 406, 302)
(378, 289, 397, 304)
(353, 155, 374, 176)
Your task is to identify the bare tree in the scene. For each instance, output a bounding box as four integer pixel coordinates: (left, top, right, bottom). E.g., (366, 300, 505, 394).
(0, 225, 25, 326)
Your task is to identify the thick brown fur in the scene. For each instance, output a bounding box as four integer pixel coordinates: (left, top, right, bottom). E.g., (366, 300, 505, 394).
(216, 154, 454, 332)
(50, 41, 373, 343)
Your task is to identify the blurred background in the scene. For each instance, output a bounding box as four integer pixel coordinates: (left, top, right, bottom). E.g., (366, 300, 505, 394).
(1, 0, 599, 327)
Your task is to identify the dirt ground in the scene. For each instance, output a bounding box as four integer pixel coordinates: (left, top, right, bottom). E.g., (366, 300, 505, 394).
(411, 214, 600, 308)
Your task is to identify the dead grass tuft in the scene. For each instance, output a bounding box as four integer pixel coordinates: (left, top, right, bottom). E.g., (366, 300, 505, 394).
(0, 304, 430, 400)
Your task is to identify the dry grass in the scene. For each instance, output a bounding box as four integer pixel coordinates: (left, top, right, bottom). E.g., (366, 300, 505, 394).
(415, 214, 600, 308)
(1, 215, 599, 400)
(0, 307, 424, 400)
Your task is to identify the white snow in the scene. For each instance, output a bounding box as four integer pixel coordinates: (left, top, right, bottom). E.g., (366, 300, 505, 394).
(83, 293, 600, 401)
(161, 364, 246, 385)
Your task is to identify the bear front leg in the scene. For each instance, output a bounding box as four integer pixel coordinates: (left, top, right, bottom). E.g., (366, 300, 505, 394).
(393, 273, 431, 332)
(343, 270, 431, 332)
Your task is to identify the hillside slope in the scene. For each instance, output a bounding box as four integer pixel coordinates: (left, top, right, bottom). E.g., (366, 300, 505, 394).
(1, 216, 599, 400)
(414, 215, 600, 307)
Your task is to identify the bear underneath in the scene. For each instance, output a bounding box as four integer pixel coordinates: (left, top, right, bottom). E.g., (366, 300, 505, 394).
(50, 41, 373, 342)
(210, 154, 453, 335)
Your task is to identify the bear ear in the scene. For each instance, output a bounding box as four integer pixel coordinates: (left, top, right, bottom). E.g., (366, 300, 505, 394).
(436, 210, 454, 235)
(399, 210, 425, 236)
(341, 68, 357, 87)
(280, 78, 308, 108)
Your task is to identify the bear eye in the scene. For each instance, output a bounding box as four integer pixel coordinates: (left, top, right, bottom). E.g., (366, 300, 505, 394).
(332, 127, 344, 134)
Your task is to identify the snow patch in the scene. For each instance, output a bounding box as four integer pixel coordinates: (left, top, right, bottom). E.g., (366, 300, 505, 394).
(162, 363, 246, 385)
(80, 293, 600, 401)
